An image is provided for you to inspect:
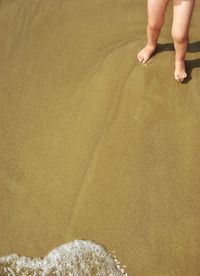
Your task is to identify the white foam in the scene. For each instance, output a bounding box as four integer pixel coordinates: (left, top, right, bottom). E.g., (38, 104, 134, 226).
(0, 239, 128, 275)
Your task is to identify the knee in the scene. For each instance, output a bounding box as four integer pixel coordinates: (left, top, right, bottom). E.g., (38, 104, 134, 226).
(171, 29, 188, 43)
(148, 17, 164, 32)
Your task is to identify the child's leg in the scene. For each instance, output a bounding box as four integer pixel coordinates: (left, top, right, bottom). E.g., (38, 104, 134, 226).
(172, 0, 195, 81)
(137, 0, 169, 64)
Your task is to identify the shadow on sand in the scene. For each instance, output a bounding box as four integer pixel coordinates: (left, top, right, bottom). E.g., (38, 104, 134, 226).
(153, 41, 200, 83)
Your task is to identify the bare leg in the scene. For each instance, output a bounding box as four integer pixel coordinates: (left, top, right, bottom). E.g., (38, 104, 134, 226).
(172, 0, 195, 82)
(137, 0, 169, 64)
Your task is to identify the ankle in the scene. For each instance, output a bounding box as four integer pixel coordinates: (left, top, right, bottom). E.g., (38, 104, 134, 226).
(146, 43, 157, 50)
(175, 57, 185, 63)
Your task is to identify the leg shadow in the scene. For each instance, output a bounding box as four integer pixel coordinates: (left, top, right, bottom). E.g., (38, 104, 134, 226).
(151, 41, 200, 83)
(153, 40, 200, 54)
(182, 59, 200, 83)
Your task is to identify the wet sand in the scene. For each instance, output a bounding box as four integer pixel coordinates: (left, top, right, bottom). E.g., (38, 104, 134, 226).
(0, 0, 200, 275)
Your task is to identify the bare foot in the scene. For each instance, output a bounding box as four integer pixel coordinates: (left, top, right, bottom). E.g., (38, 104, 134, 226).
(137, 45, 156, 64)
(174, 59, 187, 82)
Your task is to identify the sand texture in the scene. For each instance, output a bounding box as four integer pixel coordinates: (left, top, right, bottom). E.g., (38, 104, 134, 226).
(0, 0, 200, 275)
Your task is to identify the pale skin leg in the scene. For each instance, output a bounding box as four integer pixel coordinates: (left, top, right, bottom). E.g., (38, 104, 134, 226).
(137, 0, 169, 64)
(137, 0, 195, 82)
(172, 0, 195, 82)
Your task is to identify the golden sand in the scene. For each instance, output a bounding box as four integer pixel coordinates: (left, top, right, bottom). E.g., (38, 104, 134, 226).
(0, 0, 200, 275)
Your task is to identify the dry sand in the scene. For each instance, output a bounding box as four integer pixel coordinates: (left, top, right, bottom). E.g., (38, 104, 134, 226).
(0, 0, 200, 275)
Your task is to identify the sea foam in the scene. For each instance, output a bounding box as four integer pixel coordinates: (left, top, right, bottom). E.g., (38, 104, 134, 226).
(0, 239, 128, 275)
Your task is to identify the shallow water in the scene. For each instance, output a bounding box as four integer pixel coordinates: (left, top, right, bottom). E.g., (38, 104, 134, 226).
(0, 239, 128, 275)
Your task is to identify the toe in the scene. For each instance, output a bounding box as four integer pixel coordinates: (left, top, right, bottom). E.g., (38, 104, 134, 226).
(138, 55, 144, 63)
(174, 73, 180, 81)
(137, 54, 142, 62)
(142, 56, 147, 64)
(183, 72, 187, 79)
(180, 72, 187, 82)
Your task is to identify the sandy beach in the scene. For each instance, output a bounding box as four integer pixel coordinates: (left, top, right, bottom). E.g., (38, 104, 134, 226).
(0, 0, 200, 274)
